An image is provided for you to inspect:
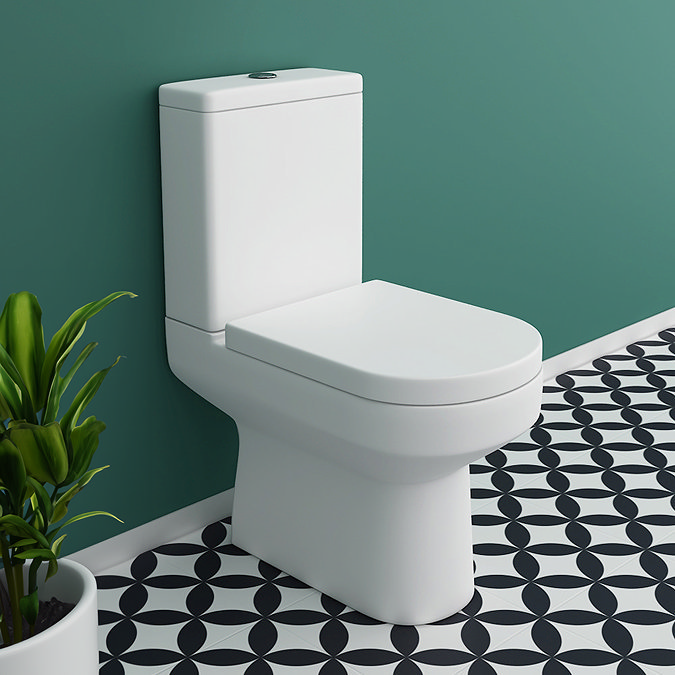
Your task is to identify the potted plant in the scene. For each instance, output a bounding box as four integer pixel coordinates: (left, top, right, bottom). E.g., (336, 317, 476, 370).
(0, 290, 135, 672)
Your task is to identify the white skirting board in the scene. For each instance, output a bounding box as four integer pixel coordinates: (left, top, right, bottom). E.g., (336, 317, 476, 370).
(67, 489, 234, 574)
(542, 305, 675, 382)
(68, 305, 675, 575)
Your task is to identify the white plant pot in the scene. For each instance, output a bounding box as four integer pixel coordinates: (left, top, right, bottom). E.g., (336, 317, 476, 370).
(0, 559, 98, 674)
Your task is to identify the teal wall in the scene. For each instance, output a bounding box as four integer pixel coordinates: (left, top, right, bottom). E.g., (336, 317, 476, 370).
(3, 1, 675, 552)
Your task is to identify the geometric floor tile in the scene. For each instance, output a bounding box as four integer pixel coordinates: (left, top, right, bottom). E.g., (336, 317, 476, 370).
(98, 329, 675, 674)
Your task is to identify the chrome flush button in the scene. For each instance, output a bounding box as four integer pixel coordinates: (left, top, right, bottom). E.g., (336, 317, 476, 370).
(248, 72, 277, 79)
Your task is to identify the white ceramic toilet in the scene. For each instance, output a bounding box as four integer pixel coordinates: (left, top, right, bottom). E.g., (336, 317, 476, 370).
(159, 68, 543, 625)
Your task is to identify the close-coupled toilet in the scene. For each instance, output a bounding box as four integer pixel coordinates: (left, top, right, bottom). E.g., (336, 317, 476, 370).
(159, 68, 543, 625)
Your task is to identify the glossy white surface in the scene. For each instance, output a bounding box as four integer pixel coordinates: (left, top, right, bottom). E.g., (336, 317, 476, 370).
(166, 316, 541, 622)
(160, 70, 362, 332)
(159, 67, 362, 113)
(0, 560, 98, 674)
(160, 67, 543, 624)
(166, 318, 542, 480)
(227, 279, 542, 405)
(233, 427, 475, 624)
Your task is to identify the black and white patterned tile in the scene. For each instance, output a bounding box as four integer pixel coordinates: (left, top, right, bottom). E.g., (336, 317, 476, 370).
(97, 329, 675, 674)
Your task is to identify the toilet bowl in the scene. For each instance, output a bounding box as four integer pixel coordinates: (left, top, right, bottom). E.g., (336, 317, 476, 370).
(159, 68, 543, 624)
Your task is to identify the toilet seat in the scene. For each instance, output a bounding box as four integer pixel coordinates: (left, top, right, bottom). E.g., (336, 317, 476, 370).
(225, 280, 542, 406)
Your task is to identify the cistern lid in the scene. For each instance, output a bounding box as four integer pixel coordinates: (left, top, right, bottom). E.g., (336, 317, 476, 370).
(225, 280, 542, 406)
(158, 68, 362, 113)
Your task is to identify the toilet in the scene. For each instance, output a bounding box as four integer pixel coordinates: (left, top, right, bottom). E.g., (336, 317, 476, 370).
(159, 68, 543, 625)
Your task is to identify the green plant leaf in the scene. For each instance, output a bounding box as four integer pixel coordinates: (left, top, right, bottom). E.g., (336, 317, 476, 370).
(7, 421, 68, 485)
(21, 479, 34, 504)
(0, 343, 33, 421)
(50, 509, 122, 538)
(42, 341, 97, 424)
(0, 437, 27, 512)
(59, 357, 120, 444)
(18, 588, 39, 627)
(31, 508, 45, 532)
(0, 515, 50, 549)
(65, 416, 106, 484)
(0, 391, 12, 421)
(51, 465, 108, 525)
(40, 291, 136, 410)
(46, 556, 59, 580)
(14, 548, 55, 561)
(0, 292, 45, 413)
(50, 534, 67, 559)
(26, 476, 53, 524)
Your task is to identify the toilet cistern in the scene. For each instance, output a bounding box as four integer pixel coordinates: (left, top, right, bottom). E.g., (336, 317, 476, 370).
(159, 68, 543, 625)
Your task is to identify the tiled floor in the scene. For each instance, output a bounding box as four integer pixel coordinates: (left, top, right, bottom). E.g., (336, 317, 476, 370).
(97, 330, 675, 674)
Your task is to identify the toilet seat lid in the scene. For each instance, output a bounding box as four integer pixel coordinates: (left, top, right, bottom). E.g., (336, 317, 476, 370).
(225, 280, 542, 405)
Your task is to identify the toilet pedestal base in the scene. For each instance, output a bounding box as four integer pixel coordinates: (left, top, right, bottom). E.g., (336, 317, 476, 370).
(232, 425, 475, 625)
